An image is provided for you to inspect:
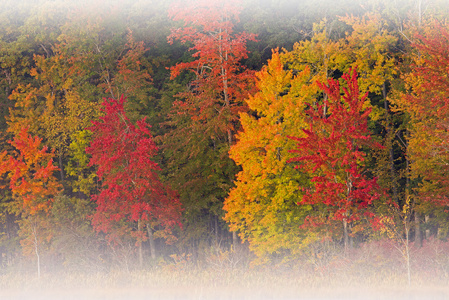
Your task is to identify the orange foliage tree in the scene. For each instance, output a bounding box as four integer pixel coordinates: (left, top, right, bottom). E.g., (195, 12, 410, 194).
(224, 49, 320, 261)
(0, 127, 61, 277)
(395, 21, 449, 205)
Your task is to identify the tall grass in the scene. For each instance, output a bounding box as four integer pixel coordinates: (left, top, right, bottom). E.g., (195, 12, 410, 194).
(1, 238, 449, 299)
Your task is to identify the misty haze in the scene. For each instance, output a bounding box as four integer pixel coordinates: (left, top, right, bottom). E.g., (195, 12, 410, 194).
(0, 0, 449, 299)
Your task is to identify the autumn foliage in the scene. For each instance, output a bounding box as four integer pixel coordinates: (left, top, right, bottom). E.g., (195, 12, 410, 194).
(163, 0, 257, 246)
(288, 69, 383, 246)
(0, 127, 61, 215)
(395, 22, 449, 205)
(3, 0, 449, 276)
(224, 49, 319, 259)
(0, 128, 61, 266)
(168, 0, 256, 140)
(87, 95, 182, 244)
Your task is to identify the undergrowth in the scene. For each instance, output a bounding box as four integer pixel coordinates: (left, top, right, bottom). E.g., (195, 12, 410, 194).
(1, 238, 449, 292)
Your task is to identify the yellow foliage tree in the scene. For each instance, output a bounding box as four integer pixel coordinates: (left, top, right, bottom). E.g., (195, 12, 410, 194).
(224, 49, 321, 262)
(225, 14, 400, 261)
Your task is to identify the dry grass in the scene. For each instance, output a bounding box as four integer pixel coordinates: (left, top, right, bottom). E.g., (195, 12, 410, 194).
(2, 239, 449, 299)
(1, 267, 449, 300)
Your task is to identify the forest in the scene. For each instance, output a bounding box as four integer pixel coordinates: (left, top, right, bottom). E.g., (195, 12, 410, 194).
(1, 0, 449, 294)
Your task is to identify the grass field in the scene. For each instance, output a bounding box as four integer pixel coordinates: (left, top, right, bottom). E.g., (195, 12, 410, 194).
(1, 238, 449, 299)
(1, 265, 449, 299)
(1, 269, 449, 300)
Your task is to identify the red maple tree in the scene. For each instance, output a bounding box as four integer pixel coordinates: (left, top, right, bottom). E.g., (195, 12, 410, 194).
(166, 0, 256, 248)
(87, 95, 182, 251)
(288, 69, 382, 248)
(168, 0, 256, 143)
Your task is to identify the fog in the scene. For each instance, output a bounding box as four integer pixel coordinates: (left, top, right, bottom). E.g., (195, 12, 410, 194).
(2, 267, 449, 300)
(1, 0, 449, 299)
(4, 286, 449, 300)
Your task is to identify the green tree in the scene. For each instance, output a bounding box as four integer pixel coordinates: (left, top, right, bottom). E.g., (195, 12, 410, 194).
(163, 0, 256, 252)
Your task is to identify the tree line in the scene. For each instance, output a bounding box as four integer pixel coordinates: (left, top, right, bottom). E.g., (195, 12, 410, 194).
(0, 0, 449, 273)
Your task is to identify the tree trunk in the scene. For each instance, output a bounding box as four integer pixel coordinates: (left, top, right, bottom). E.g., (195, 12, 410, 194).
(214, 215, 219, 246)
(343, 219, 349, 250)
(147, 224, 156, 260)
(32, 222, 41, 278)
(383, 83, 398, 202)
(58, 154, 64, 180)
(405, 224, 411, 286)
(138, 219, 143, 268)
(437, 227, 443, 239)
(425, 215, 431, 239)
(415, 211, 422, 247)
(349, 223, 354, 249)
(232, 231, 239, 252)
